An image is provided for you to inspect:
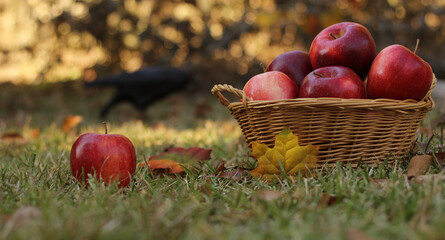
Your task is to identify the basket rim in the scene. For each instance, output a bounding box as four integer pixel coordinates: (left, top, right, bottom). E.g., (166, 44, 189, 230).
(212, 75, 437, 111)
(227, 95, 434, 111)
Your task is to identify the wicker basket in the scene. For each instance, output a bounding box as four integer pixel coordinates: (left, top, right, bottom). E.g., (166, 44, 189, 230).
(212, 76, 436, 167)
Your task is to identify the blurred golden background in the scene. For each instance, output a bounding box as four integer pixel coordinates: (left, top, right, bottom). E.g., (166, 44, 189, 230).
(0, 0, 444, 86)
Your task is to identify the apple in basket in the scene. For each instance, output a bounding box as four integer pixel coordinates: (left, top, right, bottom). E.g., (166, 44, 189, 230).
(243, 71, 299, 100)
(265, 50, 313, 87)
(299, 66, 366, 99)
(70, 123, 137, 187)
(309, 22, 376, 79)
(367, 42, 433, 101)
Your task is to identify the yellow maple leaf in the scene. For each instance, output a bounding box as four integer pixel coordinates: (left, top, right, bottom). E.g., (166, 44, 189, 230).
(249, 127, 319, 181)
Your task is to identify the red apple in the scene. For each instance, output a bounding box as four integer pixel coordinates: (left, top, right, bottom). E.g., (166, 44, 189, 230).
(266, 50, 313, 87)
(309, 22, 376, 79)
(300, 66, 366, 99)
(367, 44, 433, 101)
(243, 71, 299, 100)
(70, 124, 137, 187)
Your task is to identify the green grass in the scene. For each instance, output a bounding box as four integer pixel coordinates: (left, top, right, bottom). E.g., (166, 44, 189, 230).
(1, 81, 445, 240)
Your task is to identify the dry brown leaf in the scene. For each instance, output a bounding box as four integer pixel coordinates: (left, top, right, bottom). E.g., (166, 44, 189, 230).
(0, 133, 28, 145)
(61, 115, 83, 133)
(138, 147, 212, 174)
(199, 179, 212, 196)
(139, 159, 185, 174)
(318, 193, 344, 207)
(213, 162, 227, 173)
(217, 169, 248, 181)
(407, 155, 432, 179)
(209, 161, 248, 181)
(29, 129, 40, 139)
(433, 152, 445, 168)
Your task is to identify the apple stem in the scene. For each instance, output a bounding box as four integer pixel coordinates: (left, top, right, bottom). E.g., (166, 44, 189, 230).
(102, 121, 108, 134)
(314, 72, 324, 78)
(260, 62, 266, 73)
(329, 33, 337, 39)
(414, 38, 420, 55)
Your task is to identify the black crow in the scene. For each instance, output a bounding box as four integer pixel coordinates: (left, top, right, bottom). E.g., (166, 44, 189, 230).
(84, 66, 193, 118)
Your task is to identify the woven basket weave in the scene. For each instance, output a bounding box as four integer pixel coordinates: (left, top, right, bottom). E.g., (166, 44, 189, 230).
(212, 76, 436, 167)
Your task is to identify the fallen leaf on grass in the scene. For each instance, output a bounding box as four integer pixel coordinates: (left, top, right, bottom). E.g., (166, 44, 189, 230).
(28, 128, 40, 139)
(213, 161, 227, 173)
(407, 155, 432, 179)
(433, 152, 445, 169)
(141, 159, 185, 173)
(249, 127, 319, 181)
(1, 129, 40, 145)
(199, 179, 213, 197)
(211, 161, 249, 181)
(318, 193, 344, 207)
(152, 147, 211, 163)
(217, 169, 248, 181)
(0, 133, 28, 145)
(61, 115, 83, 133)
(138, 147, 212, 174)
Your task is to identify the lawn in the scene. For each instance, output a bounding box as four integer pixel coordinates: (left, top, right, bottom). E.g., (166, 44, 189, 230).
(1, 81, 445, 240)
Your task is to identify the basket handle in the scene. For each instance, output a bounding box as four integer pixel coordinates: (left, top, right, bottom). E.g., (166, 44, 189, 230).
(211, 84, 250, 107)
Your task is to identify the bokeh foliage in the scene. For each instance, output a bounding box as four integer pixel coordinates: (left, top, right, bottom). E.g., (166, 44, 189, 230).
(0, 0, 444, 84)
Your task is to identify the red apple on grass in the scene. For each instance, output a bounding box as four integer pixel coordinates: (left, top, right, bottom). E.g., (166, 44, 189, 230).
(300, 66, 366, 99)
(309, 22, 376, 79)
(367, 42, 433, 101)
(266, 50, 313, 87)
(70, 123, 137, 187)
(243, 71, 299, 100)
